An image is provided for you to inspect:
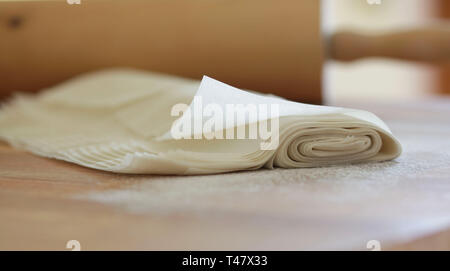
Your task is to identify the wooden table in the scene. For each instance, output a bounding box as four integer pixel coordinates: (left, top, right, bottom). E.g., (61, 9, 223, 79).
(1, 98, 449, 250)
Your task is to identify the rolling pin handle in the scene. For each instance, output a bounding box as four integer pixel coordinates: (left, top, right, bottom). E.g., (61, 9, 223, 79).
(329, 25, 450, 64)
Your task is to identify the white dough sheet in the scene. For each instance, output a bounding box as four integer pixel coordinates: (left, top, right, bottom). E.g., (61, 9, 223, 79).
(0, 69, 401, 175)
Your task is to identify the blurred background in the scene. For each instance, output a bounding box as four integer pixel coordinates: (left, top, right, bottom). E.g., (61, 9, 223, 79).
(0, 0, 449, 104)
(323, 0, 449, 103)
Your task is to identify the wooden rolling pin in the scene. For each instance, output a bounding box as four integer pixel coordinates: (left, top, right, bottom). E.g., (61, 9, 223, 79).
(330, 26, 450, 63)
(0, 0, 449, 103)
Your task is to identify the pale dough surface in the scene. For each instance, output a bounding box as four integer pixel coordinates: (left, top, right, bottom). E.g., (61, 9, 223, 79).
(0, 69, 401, 174)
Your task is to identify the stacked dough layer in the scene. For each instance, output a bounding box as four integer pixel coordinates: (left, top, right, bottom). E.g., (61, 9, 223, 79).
(0, 69, 401, 175)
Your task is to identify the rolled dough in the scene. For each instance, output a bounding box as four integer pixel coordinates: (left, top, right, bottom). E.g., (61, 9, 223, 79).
(0, 69, 401, 175)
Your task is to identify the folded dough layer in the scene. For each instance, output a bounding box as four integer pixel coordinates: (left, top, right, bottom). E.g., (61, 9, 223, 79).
(0, 69, 401, 175)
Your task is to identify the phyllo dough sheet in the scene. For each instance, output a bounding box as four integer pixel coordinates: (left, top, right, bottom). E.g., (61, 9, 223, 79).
(0, 69, 401, 175)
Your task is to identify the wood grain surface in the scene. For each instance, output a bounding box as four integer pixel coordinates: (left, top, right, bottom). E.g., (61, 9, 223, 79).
(1, 98, 450, 251)
(0, 0, 322, 103)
